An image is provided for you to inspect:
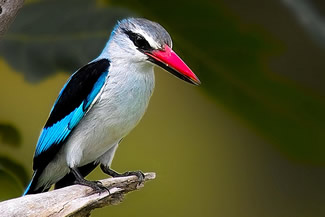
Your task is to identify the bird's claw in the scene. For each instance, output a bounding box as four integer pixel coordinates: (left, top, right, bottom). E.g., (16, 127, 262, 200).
(92, 181, 110, 194)
(74, 179, 109, 194)
(122, 170, 145, 183)
(100, 165, 145, 183)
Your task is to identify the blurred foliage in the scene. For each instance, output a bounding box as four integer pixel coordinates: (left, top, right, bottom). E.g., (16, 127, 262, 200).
(109, 0, 325, 163)
(0, 169, 23, 200)
(0, 123, 27, 199)
(0, 123, 21, 147)
(0, 155, 29, 186)
(0, 0, 132, 82)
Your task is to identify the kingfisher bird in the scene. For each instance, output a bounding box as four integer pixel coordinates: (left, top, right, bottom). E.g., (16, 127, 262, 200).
(23, 18, 200, 195)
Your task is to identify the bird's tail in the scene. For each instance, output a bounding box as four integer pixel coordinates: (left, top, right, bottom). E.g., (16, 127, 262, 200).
(23, 171, 37, 195)
(23, 170, 49, 195)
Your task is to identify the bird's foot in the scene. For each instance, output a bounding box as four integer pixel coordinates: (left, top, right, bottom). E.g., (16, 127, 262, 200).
(70, 167, 109, 194)
(74, 179, 108, 193)
(100, 165, 145, 183)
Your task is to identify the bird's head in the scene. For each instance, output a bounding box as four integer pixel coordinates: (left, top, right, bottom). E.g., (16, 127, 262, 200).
(106, 18, 200, 85)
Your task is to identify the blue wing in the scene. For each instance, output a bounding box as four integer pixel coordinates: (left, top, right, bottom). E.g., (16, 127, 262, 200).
(33, 59, 110, 170)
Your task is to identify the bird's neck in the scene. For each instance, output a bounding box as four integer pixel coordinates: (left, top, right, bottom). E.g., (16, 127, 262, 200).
(96, 39, 155, 100)
(107, 58, 155, 94)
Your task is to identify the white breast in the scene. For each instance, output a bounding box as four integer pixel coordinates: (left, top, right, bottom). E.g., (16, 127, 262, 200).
(64, 60, 155, 168)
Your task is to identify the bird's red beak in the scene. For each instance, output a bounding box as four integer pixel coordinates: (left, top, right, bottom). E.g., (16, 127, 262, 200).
(146, 45, 200, 85)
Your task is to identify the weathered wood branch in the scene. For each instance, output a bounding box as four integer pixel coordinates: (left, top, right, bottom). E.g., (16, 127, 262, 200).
(0, 0, 24, 36)
(0, 172, 156, 217)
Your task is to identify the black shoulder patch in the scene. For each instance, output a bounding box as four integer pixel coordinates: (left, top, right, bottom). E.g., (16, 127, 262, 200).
(45, 59, 110, 127)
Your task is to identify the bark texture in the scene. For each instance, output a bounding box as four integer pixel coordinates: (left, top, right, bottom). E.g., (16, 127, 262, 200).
(0, 0, 24, 36)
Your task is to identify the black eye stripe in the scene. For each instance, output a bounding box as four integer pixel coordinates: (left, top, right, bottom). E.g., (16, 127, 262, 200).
(122, 29, 152, 51)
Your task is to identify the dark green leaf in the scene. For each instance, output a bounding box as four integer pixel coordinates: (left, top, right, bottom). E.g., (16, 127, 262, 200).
(0, 0, 133, 82)
(0, 155, 29, 186)
(0, 156, 28, 199)
(0, 123, 21, 147)
(0, 170, 22, 200)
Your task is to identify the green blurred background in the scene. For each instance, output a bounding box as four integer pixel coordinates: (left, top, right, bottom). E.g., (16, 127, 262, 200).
(1, 0, 325, 216)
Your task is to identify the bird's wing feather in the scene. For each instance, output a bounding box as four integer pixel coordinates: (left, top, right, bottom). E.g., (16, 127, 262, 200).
(33, 59, 110, 170)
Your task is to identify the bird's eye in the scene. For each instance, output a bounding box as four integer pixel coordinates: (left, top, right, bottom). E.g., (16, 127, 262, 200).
(123, 29, 152, 51)
(133, 35, 151, 50)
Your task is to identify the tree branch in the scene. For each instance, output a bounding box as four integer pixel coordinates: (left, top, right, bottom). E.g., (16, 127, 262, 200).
(0, 0, 24, 36)
(0, 172, 156, 217)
